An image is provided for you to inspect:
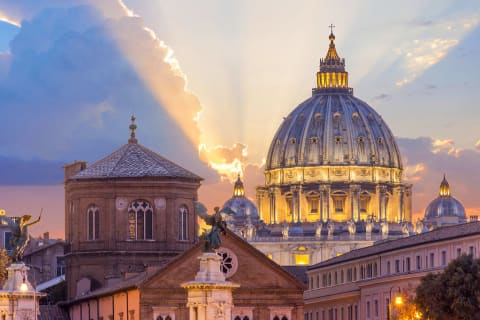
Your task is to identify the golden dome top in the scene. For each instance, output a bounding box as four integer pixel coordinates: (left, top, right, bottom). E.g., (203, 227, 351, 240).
(233, 174, 245, 197)
(439, 174, 451, 197)
(325, 32, 340, 60)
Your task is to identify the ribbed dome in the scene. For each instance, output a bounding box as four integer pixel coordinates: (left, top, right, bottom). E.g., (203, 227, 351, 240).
(265, 33, 402, 172)
(424, 175, 466, 221)
(266, 87, 402, 170)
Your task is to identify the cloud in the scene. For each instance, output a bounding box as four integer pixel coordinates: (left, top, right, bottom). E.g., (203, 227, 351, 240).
(432, 139, 463, 157)
(199, 143, 249, 181)
(398, 137, 480, 219)
(371, 93, 390, 101)
(0, 2, 218, 180)
(394, 16, 479, 87)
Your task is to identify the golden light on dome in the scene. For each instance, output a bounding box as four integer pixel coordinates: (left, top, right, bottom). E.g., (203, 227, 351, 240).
(439, 174, 451, 197)
(233, 175, 245, 197)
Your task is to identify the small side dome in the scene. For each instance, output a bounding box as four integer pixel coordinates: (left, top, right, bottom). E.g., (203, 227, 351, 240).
(424, 175, 466, 226)
(223, 176, 259, 226)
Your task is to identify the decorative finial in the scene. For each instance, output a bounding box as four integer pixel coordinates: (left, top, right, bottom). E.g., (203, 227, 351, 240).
(129, 115, 138, 143)
(439, 174, 451, 197)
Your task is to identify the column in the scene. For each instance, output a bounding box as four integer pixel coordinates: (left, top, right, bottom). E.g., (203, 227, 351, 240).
(350, 185, 360, 222)
(320, 185, 331, 222)
(269, 189, 276, 224)
(398, 186, 405, 222)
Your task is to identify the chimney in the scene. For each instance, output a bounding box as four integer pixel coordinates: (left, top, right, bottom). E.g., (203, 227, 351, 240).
(64, 161, 87, 180)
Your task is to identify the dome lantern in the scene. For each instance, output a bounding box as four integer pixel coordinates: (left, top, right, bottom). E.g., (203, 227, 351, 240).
(439, 174, 451, 197)
(314, 26, 350, 94)
(233, 174, 245, 197)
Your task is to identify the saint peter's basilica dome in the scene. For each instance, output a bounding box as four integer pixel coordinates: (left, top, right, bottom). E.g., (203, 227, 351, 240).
(266, 32, 402, 172)
(257, 31, 411, 225)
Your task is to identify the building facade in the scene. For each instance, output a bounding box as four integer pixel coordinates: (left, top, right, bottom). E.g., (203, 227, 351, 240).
(304, 222, 480, 320)
(66, 231, 305, 320)
(63, 118, 202, 300)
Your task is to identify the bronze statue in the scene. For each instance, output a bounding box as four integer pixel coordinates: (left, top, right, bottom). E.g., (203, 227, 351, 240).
(0, 210, 42, 262)
(194, 202, 235, 252)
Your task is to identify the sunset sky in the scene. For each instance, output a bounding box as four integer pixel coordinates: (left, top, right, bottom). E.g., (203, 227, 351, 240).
(0, 0, 479, 238)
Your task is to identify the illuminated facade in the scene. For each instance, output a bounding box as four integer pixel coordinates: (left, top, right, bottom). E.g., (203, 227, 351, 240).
(304, 222, 480, 320)
(249, 31, 413, 266)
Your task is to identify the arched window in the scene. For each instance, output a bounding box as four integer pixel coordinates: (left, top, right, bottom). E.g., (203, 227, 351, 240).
(281, 317, 288, 320)
(178, 205, 188, 241)
(273, 317, 280, 320)
(156, 317, 163, 320)
(87, 205, 99, 240)
(243, 317, 250, 320)
(165, 317, 172, 320)
(127, 200, 153, 240)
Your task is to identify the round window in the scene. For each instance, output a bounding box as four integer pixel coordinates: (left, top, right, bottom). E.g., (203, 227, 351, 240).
(216, 247, 238, 278)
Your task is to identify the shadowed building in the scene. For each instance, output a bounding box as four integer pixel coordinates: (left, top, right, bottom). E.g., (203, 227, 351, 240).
(63, 117, 202, 300)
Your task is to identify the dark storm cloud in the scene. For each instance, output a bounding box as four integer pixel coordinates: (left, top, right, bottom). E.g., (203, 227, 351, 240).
(0, 2, 217, 185)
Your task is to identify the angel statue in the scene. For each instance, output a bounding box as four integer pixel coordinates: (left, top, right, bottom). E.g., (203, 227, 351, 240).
(194, 202, 236, 252)
(0, 210, 42, 262)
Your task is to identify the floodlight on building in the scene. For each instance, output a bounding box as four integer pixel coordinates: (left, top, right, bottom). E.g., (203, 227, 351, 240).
(20, 277, 28, 292)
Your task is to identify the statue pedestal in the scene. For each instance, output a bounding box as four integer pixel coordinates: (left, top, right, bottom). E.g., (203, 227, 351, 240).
(0, 262, 45, 320)
(182, 252, 239, 320)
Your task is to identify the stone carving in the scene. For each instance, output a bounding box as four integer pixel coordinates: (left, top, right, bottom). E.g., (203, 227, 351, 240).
(365, 217, 374, 234)
(415, 219, 424, 234)
(0, 210, 42, 262)
(195, 202, 235, 252)
(401, 221, 412, 235)
(315, 221, 323, 238)
(281, 223, 289, 239)
(347, 220, 356, 235)
(327, 220, 335, 236)
(381, 221, 389, 236)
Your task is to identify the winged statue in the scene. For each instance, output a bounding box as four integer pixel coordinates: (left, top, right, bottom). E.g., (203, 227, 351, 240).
(194, 202, 236, 252)
(0, 210, 42, 262)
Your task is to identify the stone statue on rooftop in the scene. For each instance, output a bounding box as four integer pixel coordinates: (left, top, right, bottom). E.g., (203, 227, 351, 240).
(0, 210, 42, 262)
(195, 202, 235, 252)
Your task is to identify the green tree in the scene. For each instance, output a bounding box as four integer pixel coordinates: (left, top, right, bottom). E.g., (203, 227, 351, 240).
(415, 254, 480, 319)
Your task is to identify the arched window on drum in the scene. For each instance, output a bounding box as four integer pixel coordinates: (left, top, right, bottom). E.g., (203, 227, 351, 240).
(87, 205, 99, 240)
(127, 200, 153, 240)
(179, 205, 189, 241)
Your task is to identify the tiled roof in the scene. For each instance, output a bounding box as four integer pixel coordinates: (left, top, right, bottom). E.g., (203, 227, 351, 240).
(309, 222, 480, 270)
(39, 305, 69, 320)
(70, 142, 202, 181)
